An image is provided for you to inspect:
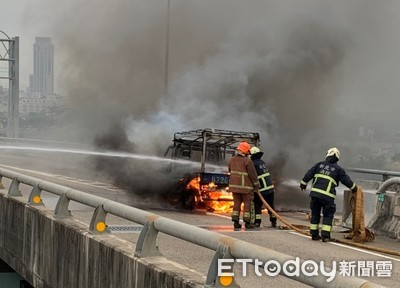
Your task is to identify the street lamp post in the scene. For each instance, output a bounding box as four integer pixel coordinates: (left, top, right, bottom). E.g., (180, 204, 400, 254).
(0, 30, 19, 138)
(164, 0, 170, 97)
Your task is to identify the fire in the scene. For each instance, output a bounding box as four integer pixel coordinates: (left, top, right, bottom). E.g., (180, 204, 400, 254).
(186, 176, 233, 213)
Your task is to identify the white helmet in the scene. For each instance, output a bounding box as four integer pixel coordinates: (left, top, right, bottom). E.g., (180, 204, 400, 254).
(250, 146, 261, 155)
(326, 147, 340, 160)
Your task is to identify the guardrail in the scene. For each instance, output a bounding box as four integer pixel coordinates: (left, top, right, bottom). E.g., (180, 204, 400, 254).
(347, 167, 400, 182)
(377, 177, 400, 194)
(0, 168, 387, 288)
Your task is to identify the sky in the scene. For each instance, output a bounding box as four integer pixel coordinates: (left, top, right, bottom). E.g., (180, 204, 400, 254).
(2, 0, 400, 180)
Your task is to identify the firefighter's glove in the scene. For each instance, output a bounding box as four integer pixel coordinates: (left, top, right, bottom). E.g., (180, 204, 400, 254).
(351, 185, 358, 193)
(300, 183, 307, 191)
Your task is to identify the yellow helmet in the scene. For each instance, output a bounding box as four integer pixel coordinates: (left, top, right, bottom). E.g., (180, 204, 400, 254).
(326, 147, 340, 160)
(250, 146, 261, 155)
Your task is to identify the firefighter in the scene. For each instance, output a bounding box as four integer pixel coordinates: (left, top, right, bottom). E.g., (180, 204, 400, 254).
(228, 141, 260, 229)
(300, 147, 357, 242)
(250, 147, 277, 228)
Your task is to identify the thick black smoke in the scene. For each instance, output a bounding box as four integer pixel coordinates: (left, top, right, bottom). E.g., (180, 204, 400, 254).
(20, 1, 400, 208)
(89, 120, 191, 208)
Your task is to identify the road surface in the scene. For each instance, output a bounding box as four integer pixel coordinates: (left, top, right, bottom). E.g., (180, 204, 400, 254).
(0, 147, 398, 287)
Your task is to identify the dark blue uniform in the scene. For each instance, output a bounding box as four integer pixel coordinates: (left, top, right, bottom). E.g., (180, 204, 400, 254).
(252, 155, 276, 227)
(300, 156, 357, 240)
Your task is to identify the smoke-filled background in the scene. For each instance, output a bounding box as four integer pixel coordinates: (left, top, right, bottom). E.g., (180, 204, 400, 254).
(3, 0, 400, 208)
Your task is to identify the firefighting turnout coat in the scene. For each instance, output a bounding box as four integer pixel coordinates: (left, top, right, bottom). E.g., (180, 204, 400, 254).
(252, 158, 275, 195)
(228, 153, 259, 194)
(300, 157, 356, 201)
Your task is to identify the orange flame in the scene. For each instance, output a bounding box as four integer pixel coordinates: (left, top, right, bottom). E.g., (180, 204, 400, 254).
(186, 177, 233, 213)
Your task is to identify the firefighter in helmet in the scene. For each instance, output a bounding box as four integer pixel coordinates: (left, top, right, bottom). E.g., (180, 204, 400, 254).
(250, 147, 277, 228)
(228, 142, 259, 229)
(300, 147, 357, 242)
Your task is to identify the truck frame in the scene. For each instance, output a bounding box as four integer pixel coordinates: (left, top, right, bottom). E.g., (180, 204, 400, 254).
(164, 128, 260, 210)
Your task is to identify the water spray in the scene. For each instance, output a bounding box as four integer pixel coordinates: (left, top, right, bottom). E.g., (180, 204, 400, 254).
(0, 145, 224, 170)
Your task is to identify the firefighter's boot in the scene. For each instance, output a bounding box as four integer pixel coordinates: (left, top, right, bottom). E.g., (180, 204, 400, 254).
(233, 221, 242, 229)
(245, 222, 255, 229)
(322, 236, 334, 242)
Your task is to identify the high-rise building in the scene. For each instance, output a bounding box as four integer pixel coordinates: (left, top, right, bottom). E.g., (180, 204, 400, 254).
(30, 37, 54, 95)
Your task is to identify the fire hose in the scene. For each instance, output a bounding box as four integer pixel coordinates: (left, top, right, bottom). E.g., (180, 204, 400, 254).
(344, 187, 375, 242)
(255, 189, 400, 257)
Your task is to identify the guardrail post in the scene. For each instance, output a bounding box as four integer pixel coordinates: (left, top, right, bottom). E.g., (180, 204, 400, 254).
(28, 184, 44, 206)
(206, 244, 239, 288)
(89, 205, 110, 234)
(135, 216, 161, 257)
(8, 177, 22, 196)
(54, 193, 72, 219)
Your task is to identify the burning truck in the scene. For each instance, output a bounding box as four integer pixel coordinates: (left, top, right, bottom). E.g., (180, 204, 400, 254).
(164, 128, 260, 212)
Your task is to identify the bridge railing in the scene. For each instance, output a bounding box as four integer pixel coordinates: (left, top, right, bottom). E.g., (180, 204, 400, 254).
(347, 167, 400, 182)
(0, 167, 386, 288)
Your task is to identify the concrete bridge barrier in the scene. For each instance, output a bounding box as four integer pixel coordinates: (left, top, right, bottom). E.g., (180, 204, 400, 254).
(0, 168, 388, 288)
(368, 178, 400, 240)
(0, 191, 204, 288)
(342, 177, 400, 240)
(342, 183, 379, 229)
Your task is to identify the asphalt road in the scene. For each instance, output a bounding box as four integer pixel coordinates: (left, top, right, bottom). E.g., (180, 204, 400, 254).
(0, 147, 398, 288)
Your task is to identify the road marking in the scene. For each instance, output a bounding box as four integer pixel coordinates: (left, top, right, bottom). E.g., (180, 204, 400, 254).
(0, 164, 59, 178)
(206, 213, 280, 231)
(206, 212, 231, 219)
(0, 164, 126, 192)
(290, 231, 400, 262)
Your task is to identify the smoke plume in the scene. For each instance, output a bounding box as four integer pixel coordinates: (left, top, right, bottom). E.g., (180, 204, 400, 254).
(19, 0, 400, 207)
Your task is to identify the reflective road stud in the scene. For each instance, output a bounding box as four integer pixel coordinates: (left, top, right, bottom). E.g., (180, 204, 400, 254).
(219, 273, 233, 286)
(33, 195, 41, 204)
(96, 221, 106, 232)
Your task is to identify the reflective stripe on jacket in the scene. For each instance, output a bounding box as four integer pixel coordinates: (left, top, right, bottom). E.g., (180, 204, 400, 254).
(228, 154, 259, 194)
(252, 158, 274, 194)
(301, 159, 356, 200)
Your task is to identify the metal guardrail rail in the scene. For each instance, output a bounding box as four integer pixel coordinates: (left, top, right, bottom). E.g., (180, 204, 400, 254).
(347, 167, 400, 182)
(377, 177, 400, 194)
(0, 168, 387, 288)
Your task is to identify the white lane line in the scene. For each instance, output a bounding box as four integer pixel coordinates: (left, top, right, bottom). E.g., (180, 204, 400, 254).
(0, 164, 124, 192)
(0, 164, 59, 178)
(290, 231, 400, 262)
(206, 212, 231, 219)
(206, 212, 281, 232)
